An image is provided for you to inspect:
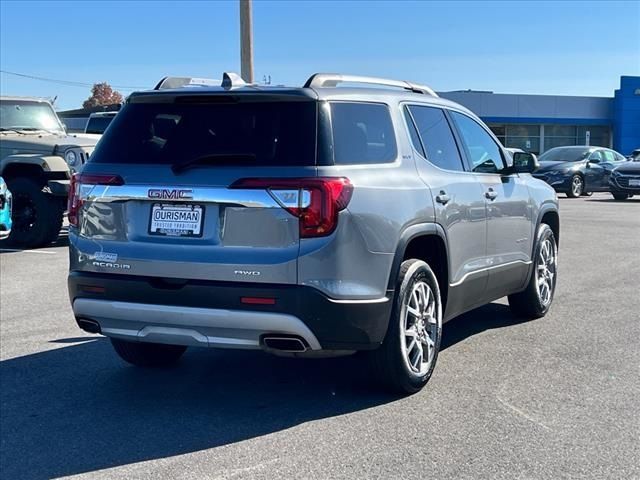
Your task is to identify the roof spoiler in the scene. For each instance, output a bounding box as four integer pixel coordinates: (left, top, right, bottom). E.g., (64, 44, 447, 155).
(303, 73, 438, 97)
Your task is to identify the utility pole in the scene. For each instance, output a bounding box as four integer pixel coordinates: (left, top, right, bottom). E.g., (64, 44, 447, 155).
(240, 0, 254, 83)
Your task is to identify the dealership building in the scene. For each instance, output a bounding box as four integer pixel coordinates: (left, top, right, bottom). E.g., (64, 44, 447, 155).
(439, 75, 639, 155)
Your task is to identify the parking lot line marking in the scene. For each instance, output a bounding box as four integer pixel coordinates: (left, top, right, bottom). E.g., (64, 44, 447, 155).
(0, 248, 57, 255)
(496, 396, 552, 432)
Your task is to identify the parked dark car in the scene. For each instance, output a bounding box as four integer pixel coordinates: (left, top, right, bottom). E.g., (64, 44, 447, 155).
(628, 148, 640, 162)
(609, 160, 640, 200)
(533, 146, 628, 197)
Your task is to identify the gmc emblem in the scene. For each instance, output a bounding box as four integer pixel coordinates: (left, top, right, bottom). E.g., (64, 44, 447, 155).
(148, 189, 193, 199)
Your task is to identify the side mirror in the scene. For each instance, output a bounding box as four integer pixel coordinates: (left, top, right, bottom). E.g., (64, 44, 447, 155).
(511, 152, 538, 173)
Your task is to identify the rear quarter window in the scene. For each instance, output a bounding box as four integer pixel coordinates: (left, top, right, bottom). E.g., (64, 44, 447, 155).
(330, 102, 397, 165)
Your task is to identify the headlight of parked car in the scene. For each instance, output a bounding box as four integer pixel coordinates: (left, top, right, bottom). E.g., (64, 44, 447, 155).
(65, 150, 78, 166)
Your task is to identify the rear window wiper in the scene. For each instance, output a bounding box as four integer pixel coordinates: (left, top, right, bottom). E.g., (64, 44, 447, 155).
(172, 153, 257, 174)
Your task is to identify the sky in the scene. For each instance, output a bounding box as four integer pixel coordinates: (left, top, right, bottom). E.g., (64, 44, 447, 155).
(1, 0, 639, 110)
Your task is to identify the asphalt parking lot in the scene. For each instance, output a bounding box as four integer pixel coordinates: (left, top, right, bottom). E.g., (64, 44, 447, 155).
(1, 193, 639, 480)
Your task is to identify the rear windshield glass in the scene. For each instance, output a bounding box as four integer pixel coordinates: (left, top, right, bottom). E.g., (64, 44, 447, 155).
(85, 116, 114, 134)
(89, 100, 317, 166)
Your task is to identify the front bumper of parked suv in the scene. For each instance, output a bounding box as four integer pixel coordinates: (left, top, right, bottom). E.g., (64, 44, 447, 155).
(68, 271, 393, 353)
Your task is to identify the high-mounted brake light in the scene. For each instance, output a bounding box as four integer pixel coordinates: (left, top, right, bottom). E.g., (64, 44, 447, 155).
(68, 173, 124, 227)
(230, 177, 353, 238)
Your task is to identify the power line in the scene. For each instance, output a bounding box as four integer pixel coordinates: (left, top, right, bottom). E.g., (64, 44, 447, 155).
(0, 70, 147, 91)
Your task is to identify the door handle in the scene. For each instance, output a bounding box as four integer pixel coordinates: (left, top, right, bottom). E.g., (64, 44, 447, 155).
(435, 191, 450, 205)
(485, 188, 498, 200)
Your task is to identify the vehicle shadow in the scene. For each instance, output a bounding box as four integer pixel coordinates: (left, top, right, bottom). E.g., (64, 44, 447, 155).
(0, 227, 68, 253)
(1, 302, 527, 479)
(586, 198, 640, 203)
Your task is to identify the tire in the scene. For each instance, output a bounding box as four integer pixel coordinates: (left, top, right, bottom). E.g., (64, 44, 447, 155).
(5, 177, 64, 248)
(581, 191, 593, 197)
(566, 174, 584, 198)
(111, 338, 187, 367)
(612, 193, 629, 201)
(508, 224, 557, 319)
(368, 259, 443, 394)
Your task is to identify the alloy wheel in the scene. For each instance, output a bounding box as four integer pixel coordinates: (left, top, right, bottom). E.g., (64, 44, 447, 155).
(401, 281, 439, 375)
(571, 176, 583, 196)
(536, 238, 557, 307)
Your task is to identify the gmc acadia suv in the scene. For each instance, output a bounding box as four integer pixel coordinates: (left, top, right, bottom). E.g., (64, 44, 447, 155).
(67, 73, 560, 393)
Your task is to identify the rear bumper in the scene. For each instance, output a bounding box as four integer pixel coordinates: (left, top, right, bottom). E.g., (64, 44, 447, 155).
(68, 272, 393, 351)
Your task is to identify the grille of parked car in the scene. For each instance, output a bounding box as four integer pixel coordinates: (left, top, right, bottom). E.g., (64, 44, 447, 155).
(614, 175, 640, 188)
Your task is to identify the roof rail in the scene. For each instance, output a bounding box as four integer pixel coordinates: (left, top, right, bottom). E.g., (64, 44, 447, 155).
(153, 76, 220, 90)
(303, 73, 438, 97)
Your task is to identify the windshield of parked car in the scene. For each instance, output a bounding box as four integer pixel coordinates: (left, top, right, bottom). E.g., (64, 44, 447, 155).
(89, 100, 317, 166)
(538, 147, 591, 162)
(0, 100, 65, 134)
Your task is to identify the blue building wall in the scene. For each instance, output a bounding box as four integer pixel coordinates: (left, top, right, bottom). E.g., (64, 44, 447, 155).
(613, 76, 640, 155)
(440, 76, 640, 154)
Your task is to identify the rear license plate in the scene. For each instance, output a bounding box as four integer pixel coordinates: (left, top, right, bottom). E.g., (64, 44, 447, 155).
(629, 179, 640, 187)
(149, 203, 204, 237)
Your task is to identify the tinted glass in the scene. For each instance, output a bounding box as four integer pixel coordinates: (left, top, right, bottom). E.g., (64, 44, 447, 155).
(404, 108, 425, 157)
(85, 117, 114, 134)
(89, 101, 317, 165)
(602, 150, 616, 162)
(450, 112, 504, 173)
(407, 106, 464, 171)
(330, 102, 397, 164)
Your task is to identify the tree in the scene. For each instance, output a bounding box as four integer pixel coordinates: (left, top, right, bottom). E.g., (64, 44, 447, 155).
(82, 82, 123, 108)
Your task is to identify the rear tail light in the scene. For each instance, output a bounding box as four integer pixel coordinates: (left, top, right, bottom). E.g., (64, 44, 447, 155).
(68, 173, 124, 226)
(230, 177, 353, 238)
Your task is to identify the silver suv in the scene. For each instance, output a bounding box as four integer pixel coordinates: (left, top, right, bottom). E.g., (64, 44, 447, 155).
(67, 73, 559, 393)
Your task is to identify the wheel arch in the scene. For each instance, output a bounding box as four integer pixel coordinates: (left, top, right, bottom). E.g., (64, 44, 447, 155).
(387, 223, 450, 310)
(521, 205, 559, 289)
(538, 206, 560, 248)
(1, 155, 68, 180)
(1, 162, 46, 183)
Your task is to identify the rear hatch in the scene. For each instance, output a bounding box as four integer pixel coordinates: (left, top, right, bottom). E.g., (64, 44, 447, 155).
(70, 91, 320, 285)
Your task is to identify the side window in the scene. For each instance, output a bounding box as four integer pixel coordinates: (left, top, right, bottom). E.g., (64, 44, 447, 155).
(612, 151, 626, 162)
(406, 105, 464, 172)
(589, 150, 603, 162)
(602, 150, 616, 163)
(404, 108, 426, 158)
(450, 111, 505, 173)
(330, 102, 397, 164)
